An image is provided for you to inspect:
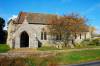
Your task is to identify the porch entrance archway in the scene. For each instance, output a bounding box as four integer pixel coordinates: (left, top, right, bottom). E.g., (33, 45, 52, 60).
(20, 31, 29, 47)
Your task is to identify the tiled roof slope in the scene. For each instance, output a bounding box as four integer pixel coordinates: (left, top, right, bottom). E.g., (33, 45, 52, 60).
(15, 12, 58, 24)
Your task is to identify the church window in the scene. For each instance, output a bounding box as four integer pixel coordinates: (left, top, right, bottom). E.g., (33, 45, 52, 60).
(44, 32, 47, 40)
(56, 34, 62, 40)
(41, 32, 47, 40)
(80, 33, 81, 39)
(41, 32, 43, 40)
(75, 33, 77, 39)
(84, 33, 86, 39)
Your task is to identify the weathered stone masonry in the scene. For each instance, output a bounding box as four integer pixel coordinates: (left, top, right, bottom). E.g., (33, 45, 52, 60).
(7, 12, 91, 48)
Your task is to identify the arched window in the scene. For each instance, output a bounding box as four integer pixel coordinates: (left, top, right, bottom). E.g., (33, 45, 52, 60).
(56, 34, 59, 40)
(74, 33, 77, 39)
(80, 33, 81, 39)
(44, 32, 47, 40)
(56, 34, 62, 40)
(41, 32, 43, 40)
(41, 32, 47, 40)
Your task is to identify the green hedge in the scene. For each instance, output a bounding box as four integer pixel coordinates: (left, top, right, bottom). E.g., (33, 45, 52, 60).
(80, 38, 100, 46)
(0, 44, 10, 53)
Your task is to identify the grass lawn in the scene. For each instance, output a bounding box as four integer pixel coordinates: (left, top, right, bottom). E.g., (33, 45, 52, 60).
(26, 49, 100, 65)
(0, 44, 10, 53)
(35, 46, 100, 65)
(76, 45, 100, 49)
(0, 48, 100, 66)
(37, 45, 100, 51)
(54, 49, 100, 64)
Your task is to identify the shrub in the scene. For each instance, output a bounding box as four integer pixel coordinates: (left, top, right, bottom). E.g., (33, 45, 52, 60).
(81, 39, 90, 45)
(89, 38, 100, 46)
(80, 38, 100, 46)
(25, 56, 59, 66)
(0, 44, 10, 53)
(0, 56, 58, 66)
(0, 57, 27, 66)
(75, 43, 84, 48)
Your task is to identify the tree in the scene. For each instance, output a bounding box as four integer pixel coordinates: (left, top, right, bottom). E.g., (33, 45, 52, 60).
(0, 17, 5, 44)
(47, 13, 89, 47)
(0, 17, 5, 31)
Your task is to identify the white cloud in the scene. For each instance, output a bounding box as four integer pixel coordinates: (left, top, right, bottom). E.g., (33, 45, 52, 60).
(3, 26, 7, 30)
(3, 15, 18, 30)
(8, 15, 17, 21)
(95, 29, 100, 34)
(94, 26, 100, 34)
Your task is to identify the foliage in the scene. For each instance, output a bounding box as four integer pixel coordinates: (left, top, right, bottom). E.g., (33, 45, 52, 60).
(80, 39, 90, 46)
(25, 56, 49, 66)
(0, 57, 27, 66)
(0, 56, 58, 66)
(81, 38, 100, 46)
(0, 44, 10, 53)
(89, 38, 100, 46)
(74, 43, 87, 48)
(47, 13, 88, 47)
(0, 17, 5, 30)
(0, 17, 6, 44)
(0, 30, 7, 44)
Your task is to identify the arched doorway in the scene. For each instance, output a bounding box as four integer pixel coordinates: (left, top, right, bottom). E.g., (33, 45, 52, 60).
(20, 31, 29, 47)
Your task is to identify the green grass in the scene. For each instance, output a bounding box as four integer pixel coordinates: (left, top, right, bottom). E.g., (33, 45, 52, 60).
(37, 46, 61, 51)
(75, 45, 100, 49)
(0, 44, 10, 53)
(37, 44, 100, 51)
(1, 49, 100, 65)
(54, 49, 100, 64)
(25, 49, 100, 65)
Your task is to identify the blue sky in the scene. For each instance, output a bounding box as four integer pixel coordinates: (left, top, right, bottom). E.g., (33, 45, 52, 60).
(0, 0, 100, 33)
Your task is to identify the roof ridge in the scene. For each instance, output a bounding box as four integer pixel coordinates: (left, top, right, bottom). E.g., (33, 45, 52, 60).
(14, 11, 61, 24)
(20, 11, 58, 16)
